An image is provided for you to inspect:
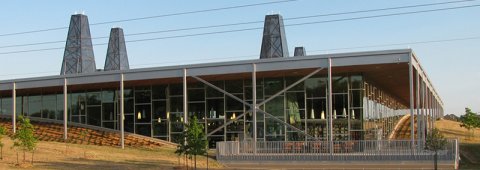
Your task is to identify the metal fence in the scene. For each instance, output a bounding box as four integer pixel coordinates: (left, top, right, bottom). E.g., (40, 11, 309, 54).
(216, 140, 458, 163)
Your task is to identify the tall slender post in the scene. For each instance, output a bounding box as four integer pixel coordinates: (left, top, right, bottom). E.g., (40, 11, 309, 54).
(327, 58, 333, 154)
(421, 81, 426, 144)
(252, 64, 257, 154)
(408, 59, 415, 146)
(183, 69, 188, 123)
(63, 78, 68, 140)
(416, 72, 420, 145)
(120, 73, 125, 149)
(12, 82, 16, 134)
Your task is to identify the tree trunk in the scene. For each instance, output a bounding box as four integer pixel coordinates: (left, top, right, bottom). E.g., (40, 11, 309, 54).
(206, 152, 209, 170)
(434, 151, 438, 170)
(23, 151, 25, 162)
(16, 152, 19, 165)
(1, 146, 3, 160)
(194, 155, 196, 170)
(31, 150, 35, 165)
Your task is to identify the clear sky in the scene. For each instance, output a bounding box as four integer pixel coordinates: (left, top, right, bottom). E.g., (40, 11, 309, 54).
(0, 0, 479, 116)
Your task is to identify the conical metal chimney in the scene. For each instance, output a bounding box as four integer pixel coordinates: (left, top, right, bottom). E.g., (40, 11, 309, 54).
(60, 14, 96, 75)
(294, 47, 306, 57)
(259, 14, 289, 59)
(104, 28, 129, 71)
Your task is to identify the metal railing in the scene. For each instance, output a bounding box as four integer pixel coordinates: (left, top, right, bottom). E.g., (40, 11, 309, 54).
(216, 140, 458, 163)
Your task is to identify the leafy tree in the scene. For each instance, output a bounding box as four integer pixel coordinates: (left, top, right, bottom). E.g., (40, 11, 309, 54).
(11, 116, 37, 165)
(175, 116, 208, 169)
(185, 116, 208, 169)
(425, 128, 447, 170)
(460, 107, 480, 139)
(0, 126, 7, 160)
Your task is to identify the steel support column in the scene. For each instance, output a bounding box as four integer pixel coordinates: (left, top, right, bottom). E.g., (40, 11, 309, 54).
(421, 80, 426, 144)
(416, 71, 421, 145)
(183, 69, 188, 123)
(12, 82, 16, 134)
(120, 73, 125, 149)
(408, 60, 415, 146)
(327, 58, 333, 154)
(252, 64, 257, 154)
(63, 78, 68, 140)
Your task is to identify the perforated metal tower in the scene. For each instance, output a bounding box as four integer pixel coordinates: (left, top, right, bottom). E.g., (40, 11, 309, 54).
(294, 47, 306, 56)
(60, 14, 96, 75)
(259, 14, 289, 59)
(104, 28, 129, 71)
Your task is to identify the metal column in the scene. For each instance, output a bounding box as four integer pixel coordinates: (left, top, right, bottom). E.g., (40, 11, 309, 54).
(416, 71, 421, 145)
(327, 58, 333, 154)
(408, 59, 415, 145)
(421, 80, 426, 144)
(63, 78, 68, 140)
(183, 69, 188, 123)
(120, 73, 125, 149)
(252, 63, 257, 154)
(12, 82, 16, 134)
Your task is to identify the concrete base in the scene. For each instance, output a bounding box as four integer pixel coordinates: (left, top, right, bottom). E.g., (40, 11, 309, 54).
(221, 160, 455, 170)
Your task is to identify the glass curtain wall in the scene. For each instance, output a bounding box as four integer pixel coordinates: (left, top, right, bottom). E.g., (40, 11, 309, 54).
(0, 73, 410, 147)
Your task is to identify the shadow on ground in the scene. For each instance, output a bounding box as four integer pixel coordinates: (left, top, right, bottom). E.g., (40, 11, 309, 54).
(34, 158, 176, 170)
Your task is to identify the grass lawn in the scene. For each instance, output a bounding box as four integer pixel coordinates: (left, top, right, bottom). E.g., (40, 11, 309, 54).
(0, 137, 223, 169)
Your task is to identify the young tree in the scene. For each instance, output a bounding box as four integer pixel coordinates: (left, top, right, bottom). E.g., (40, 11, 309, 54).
(0, 126, 7, 160)
(460, 107, 480, 139)
(175, 116, 208, 169)
(12, 116, 38, 165)
(425, 128, 447, 170)
(185, 116, 208, 170)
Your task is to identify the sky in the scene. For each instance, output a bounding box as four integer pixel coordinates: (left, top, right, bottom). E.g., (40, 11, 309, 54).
(0, 0, 479, 116)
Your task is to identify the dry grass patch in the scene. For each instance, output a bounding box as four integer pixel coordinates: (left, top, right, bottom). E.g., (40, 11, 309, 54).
(435, 119, 480, 143)
(0, 137, 223, 169)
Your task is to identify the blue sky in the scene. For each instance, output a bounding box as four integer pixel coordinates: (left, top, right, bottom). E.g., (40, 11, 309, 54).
(0, 0, 479, 116)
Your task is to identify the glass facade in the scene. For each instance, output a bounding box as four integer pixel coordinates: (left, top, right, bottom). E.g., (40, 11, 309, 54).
(0, 73, 409, 147)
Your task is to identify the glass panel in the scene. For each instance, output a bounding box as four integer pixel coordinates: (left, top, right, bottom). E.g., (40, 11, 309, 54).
(286, 77, 304, 91)
(153, 121, 168, 136)
(153, 101, 167, 119)
(351, 90, 363, 108)
(102, 90, 115, 102)
(265, 96, 284, 118)
(333, 76, 348, 93)
(125, 98, 134, 113)
(152, 85, 167, 99)
(265, 119, 284, 141)
(87, 92, 101, 105)
(350, 75, 363, 89)
(124, 89, 134, 98)
(286, 92, 304, 126)
(1, 98, 11, 115)
(188, 89, 204, 102)
(169, 84, 183, 96)
(28, 95, 42, 117)
(136, 124, 151, 137)
(135, 104, 151, 123)
(56, 94, 64, 120)
(125, 115, 134, 133)
(170, 97, 183, 112)
(225, 80, 243, 93)
(87, 106, 101, 126)
(43, 94, 57, 119)
(226, 94, 243, 111)
(206, 99, 224, 118)
(189, 103, 205, 120)
(333, 94, 348, 119)
(103, 122, 115, 129)
(135, 90, 151, 104)
(264, 78, 283, 96)
(102, 103, 115, 121)
(305, 78, 326, 98)
(206, 81, 224, 98)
